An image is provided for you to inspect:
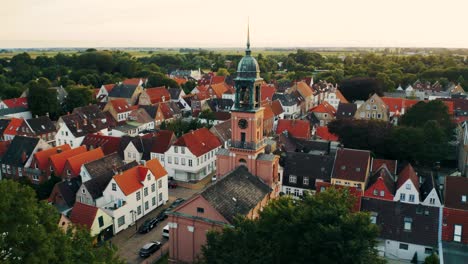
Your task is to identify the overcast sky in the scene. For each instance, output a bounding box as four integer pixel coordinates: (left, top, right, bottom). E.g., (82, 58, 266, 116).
(1, 0, 467, 48)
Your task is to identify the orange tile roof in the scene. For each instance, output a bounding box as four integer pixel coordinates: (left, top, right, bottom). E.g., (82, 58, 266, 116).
(109, 99, 131, 113)
(103, 84, 116, 92)
(270, 100, 284, 116)
(144, 87, 171, 104)
(113, 166, 147, 196)
(4, 118, 24, 136)
(2, 97, 28, 108)
(295, 81, 313, 98)
(276, 119, 311, 140)
(66, 147, 105, 175)
(122, 78, 145, 86)
(50, 146, 87, 175)
(174, 128, 222, 156)
(315, 126, 339, 141)
(211, 75, 225, 84)
(262, 103, 275, 120)
(261, 85, 276, 102)
(70, 202, 99, 230)
(209, 83, 230, 98)
(335, 90, 349, 104)
(146, 159, 168, 180)
(34, 144, 71, 171)
(310, 101, 336, 115)
(172, 77, 187, 86)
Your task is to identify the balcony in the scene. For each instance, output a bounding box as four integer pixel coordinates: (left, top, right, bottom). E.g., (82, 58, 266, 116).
(229, 139, 265, 150)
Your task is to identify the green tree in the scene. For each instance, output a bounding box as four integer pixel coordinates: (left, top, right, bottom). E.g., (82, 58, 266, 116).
(424, 253, 439, 264)
(63, 86, 93, 113)
(216, 68, 229, 76)
(147, 72, 179, 88)
(27, 77, 59, 119)
(0, 180, 123, 264)
(200, 188, 383, 264)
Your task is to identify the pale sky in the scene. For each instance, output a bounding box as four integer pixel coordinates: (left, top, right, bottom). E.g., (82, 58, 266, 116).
(1, 0, 467, 48)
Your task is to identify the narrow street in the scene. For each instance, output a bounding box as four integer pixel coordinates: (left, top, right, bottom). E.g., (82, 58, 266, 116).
(111, 187, 202, 264)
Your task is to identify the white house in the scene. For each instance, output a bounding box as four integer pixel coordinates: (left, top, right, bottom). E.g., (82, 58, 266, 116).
(394, 164, 420, 204)
(101, 159, 168, 234)
(55, 113, 109, 148)
(419, 176, 442, 207)
(163, 128, 221, 182)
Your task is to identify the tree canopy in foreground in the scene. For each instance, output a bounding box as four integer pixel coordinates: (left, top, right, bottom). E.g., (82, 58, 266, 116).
(0, 180, 123, 264)
(200, 188, 384, 264)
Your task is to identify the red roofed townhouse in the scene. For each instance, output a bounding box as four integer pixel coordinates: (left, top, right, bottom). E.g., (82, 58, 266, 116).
(290, 81, 314, 112)
(331, 148, 371, 192)
(70, 202, 113, 242)
(393, 163, 420, 204)
(206, 82, 230, 98)
(96, 84, 116, 103)
(261, 84, 276, 103)
(168, 166, 272, 263)
(28, 144, 71, 184)
(81, 134, 122, 156)
(276, 119, 311, 140)
(324, 88, 348, 110)
(363, 164, 396, 201)
(164, 128, 221, 182)
(100, 161, 168, 234)
(0, 97, 28, 109)
(138, 87, 171, 105)
(49, 146, 88, 178)
(314, 126, 339, 141)
(442, 176, 468, 244)
(16, 116, 57, 146)
(3, 118, 24, 141)
(310, 101, 336, 126)
(61, 148, 104, 179)
(149, 130, 177, 162)
(103, 99, 133, 122)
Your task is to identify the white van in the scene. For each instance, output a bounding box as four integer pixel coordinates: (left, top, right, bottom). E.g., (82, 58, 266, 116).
(162, 224, 169, 238)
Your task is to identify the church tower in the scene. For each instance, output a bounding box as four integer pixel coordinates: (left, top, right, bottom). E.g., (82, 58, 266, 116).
(216, 25, 280, 195)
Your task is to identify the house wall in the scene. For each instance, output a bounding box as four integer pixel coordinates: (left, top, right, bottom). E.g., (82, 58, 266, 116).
(394, 179, 420, 204)
(363, 178, 394, 201)
(354, 95, 389, 121)
(331, 178, 365, 191)
(324, 93, 340, 110)
(76, 185, 97, 206)
(384, 239, 433, 262)
(421, 189, 442, 207)
(123, 142, 142, 163)
(164, 146, 219, 182)
(17, 123, 56, 145)
(55, 124, 84, 148)
(90, 209, 113, 237)
(442, 207, 468, 244)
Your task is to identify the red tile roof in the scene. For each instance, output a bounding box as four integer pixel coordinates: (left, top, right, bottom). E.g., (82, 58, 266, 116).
(144, 87, 171, 104)
(310, 101, 336, 115)
(172, 77, 187, 86)
(66, 148, 105, 175)
(371, 158, 397, 174)
(209, 83, 230, 98)
(397, 163, 419, 192)
(3, 118, 24, 136)
(150, 130, 175, 154)
(70, 202, 99, 229)
(262, 103, 275, 120)
(315, 126, 338, 141)
(122, 78, 145, 86)
(81, 134, 121, 155)
(332, 148, 371, 182)
(50, 146, 88, 175)
(295, 81, 313, 98)
(146, 159, 167, 180)
(382, 97, 454, 116)
(173, 128, 222, 157)
(270, 100, 284, 116)
(103, 84, 116, 92)
(2, 97, 28, 108)
(109, 99, 131, 113)
(276, 119, 311, 140)
(261, 85, 276, 102)
(113, 166, 147, 196)
(444, 176, 468, 210)
(211, 75, 225, 84)
(157, 103, 174, 119)
(34, 144, 72, 171)
(335, 90, 349, 104)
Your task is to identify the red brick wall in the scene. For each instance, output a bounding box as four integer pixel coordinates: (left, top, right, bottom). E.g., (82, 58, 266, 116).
(442, 207, 468, 244)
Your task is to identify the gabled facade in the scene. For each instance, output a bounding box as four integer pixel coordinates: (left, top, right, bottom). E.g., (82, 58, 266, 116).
(419, 175, 442, 207)
(107, 83, 143, 105)
(55, 112, 109, 148)
(331, 148, 371, 191)
(103, 99, 133, 122)
(16, 116, 57, 145)
(2, 118, 24, 141)
(138, 87, 171, 105)
(354, 94, 389, 121)
(364, 165, 396, 201)
(60, 148, 105, 179)
(49, 146, 88, 178)
(394, 163, 420, 204)
(28, 144, 72, 184)
(70, 202, 114, 242)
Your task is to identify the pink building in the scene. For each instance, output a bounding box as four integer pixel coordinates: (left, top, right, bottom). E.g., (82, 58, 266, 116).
(168, 166, 272, 263)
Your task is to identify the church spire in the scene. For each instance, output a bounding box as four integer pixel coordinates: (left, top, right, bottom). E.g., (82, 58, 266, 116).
(246, 18, 251, 56)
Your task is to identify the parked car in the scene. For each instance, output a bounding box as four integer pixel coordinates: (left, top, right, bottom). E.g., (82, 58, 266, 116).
(139, 241, 162, 258)
(156, 209, 169, 222)
(138, 217, 158, 234)
(172, 198, 185, 207)
(162, 225, 170, 238)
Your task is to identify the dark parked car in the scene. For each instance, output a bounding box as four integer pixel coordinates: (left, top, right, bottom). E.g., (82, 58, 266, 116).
(139, 241, 162, 258)
(138, 217, 158, 234)
(156, 209, 169, 222)
(169, 181, 178, 189)
(172, 198, 185, 207)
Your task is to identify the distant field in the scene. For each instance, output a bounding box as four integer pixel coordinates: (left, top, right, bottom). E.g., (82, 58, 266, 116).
(0, 48, 362, 59)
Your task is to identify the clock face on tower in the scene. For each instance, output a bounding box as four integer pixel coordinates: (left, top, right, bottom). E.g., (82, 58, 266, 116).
(238, 119, 248, 129)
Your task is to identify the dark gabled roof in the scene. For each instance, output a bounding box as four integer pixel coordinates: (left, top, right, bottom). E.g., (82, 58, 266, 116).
(61, 113, 109, 137)
(272, 93, 297, 107)
(207, 98, 234, 112)
(444, 176, 468, 210)
(138, 105, 157, 119)
(201, 166, 271, 223)
(0, 119, 11, 135)
(26, 116, 56, 134)
(83, 153, 124, 180)
(1, 136, 39, 166)
(81, 134, 121, 155)
(420, 174, 440, 202)
(336, 103, 357, 119)
(168, 87, 182, 99)
(108, 83, 138, 99)
(278, 133, 330, 154)
(84, 161, 138, 199)
(0, 107, 29, 116)
(72, 104, 107, 120)
(282, 152, 334, 190)
(361, 197, 439, 246)
(150, 130, 176, 154)
(332, 148, 371, 182)
(56, 178, 81, 207)
(210, 120, 232, 143)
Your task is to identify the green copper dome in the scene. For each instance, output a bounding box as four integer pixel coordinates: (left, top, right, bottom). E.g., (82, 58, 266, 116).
(237, 55, 260, 79)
